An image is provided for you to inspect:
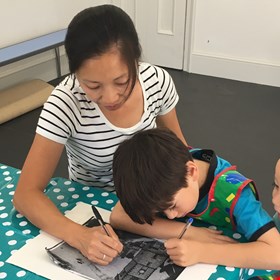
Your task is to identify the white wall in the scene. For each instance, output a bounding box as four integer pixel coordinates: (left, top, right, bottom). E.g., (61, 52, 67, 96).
(184, 0, 280, 87)
(0, 0, 109, 90)
(1, 0, 280, 90)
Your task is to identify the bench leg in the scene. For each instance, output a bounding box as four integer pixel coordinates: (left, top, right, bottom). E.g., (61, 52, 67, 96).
(54, 47, 62, 78)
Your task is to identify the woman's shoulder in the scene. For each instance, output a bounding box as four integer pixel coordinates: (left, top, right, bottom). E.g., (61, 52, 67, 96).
(50, 74, 88, 103)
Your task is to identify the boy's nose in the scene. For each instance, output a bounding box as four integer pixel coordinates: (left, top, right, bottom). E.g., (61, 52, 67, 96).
(165, 210, 177, 220)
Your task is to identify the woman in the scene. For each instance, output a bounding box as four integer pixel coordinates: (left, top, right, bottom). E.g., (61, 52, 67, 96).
(13, 5, 187, 265)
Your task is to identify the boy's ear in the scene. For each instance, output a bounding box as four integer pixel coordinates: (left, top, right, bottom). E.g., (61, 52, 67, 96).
(185, 161, 198, 181)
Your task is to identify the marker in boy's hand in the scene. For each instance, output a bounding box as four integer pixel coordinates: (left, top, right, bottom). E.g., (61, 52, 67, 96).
(178, 218, 193, 239)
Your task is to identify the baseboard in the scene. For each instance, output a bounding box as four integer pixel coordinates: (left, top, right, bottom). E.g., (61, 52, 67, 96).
(188, 52, 280, 88)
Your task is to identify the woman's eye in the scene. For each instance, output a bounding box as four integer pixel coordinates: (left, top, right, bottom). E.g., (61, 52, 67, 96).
(87, 86, 100, 90)
(116, 80, 129, 86)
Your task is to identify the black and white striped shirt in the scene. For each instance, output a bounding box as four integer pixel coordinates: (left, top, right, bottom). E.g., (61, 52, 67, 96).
(36, 62, 179, 191)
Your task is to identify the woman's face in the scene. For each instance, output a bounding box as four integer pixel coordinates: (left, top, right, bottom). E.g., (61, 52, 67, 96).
(272, 159, 280, 214)
(76, 48, 133, 112)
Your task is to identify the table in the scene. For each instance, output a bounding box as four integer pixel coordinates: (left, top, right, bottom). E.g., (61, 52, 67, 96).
(0, 163, 277, 280)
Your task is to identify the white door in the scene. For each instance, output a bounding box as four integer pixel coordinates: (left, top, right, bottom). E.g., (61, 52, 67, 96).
(111, 0, 187, 70)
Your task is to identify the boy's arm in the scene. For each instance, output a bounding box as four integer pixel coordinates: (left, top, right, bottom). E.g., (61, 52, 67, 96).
(165, 226, 280, 270)
(110, 202, 234, 243)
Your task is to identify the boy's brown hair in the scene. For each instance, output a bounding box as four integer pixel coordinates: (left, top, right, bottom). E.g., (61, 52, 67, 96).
(113, 128, 192, 224)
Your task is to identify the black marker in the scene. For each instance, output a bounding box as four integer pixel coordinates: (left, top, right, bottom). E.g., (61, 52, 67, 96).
(91, 205, 111, 237)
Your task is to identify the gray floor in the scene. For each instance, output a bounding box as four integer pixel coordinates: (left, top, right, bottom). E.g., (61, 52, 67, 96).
(1, 69, 279, 215)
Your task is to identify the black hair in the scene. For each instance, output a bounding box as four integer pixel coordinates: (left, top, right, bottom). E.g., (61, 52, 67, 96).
(65, 5, 141, 94)
(113, 128, 192, 225)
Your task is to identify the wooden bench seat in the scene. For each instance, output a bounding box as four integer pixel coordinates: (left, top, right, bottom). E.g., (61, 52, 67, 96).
(0, 79, 53, 124)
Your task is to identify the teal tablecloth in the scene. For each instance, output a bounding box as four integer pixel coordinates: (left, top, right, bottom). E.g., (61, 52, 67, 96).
(0, 163, 277, 280)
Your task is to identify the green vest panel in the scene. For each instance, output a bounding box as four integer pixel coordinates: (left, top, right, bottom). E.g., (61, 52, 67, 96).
(188, 166, 258, 231)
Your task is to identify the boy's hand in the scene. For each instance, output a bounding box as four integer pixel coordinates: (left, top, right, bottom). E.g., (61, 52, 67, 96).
(164, 239, 201, 267)
(186, 226, 236, 244)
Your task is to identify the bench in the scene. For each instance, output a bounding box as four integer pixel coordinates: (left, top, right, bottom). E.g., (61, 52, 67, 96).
(0, 29, 67, 124)
(0, 28, 67, 77)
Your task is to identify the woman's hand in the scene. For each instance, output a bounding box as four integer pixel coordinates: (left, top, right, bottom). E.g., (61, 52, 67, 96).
(72, 224, 123, 266)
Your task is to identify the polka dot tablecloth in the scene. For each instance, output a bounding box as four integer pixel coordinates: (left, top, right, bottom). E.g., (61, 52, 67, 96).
(0, 163, 278, 280)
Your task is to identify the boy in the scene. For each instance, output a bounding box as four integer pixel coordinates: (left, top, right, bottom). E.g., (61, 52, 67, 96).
(272, 159, 280, 231)
(110, 128, 280, 269)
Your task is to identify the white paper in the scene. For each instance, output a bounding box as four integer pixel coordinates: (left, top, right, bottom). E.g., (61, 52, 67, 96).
(7, 202, 217, 280)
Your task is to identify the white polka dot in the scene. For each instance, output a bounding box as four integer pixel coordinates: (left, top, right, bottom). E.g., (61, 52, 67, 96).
(0, 206, 6, 211)
(64, 181, 71, 185)
(8, 191, 15, 196)
(8, 240, 17, 245)
(60, 202, 68, 207)
(3, 171, 10, 176)
(53, 188, 60, 193)
(16, 271, 26, 277)
(50, 180, 57, 186)
(17, 270, 26, 277)
(22, 229, 31, 235)
(57, 195, 64, 200)
(0, 272, 7, 279)
(19, 221, 28, 227)
(16, 213, 23, 218)
(16, 170, 21, 174)
(11, 249, 17, 255)
(233, 233, 242, 239)
(87, 193, 94, 198)
(72, 194, 79, 199)
(225, 266, 235, 271)
(0, 261, 4, 267)
(83, 186, 90, 191)
(4, 176, 12, 181)
(248, 269, 255, 275)
(101, 192, 109, 197)
(0, 199, 3, 204)
(0, 213, 8, 219)
(217, 278, 226, 280)
(91, 200, 99, 205)
(2, 222, 11, 226)
(208, 225, 217, 230)
(5, 230, 14, 236)
(0, 165, 7, 169)
(68, 187, 75, 192)
(6, 184, 14, 189)
(106, 199, 114, 204)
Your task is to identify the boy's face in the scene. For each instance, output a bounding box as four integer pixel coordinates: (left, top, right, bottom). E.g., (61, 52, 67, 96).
(163, 176, 199, 220)
(272, 159, 280, 214)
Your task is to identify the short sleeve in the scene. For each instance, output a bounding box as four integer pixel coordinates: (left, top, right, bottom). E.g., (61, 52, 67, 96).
(234, 186, 274, 241)
(154, 66, 179, 115)
(36, 88, 73, 144)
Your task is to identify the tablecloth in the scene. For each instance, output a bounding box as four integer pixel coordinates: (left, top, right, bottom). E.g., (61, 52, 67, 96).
(0, 163, 277, 280)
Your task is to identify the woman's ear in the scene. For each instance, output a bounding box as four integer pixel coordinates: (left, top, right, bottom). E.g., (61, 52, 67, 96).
(185, 160, 198, 182)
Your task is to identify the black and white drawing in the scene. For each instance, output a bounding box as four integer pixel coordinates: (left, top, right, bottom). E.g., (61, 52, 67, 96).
(46, 216, 184, 280)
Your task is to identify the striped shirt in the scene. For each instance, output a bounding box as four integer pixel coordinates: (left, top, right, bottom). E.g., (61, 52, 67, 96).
(36, 62, 179, 191)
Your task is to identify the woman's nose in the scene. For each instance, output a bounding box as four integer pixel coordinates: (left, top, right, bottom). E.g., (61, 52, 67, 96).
(102, 86, 119, 104)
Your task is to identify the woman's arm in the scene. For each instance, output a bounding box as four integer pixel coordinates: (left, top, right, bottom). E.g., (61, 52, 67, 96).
(13, 133, 122, 265)
(156, 108, 188, 146)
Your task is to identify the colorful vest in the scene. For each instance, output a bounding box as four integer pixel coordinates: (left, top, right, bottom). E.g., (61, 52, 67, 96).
(188, 166, 259, 231)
